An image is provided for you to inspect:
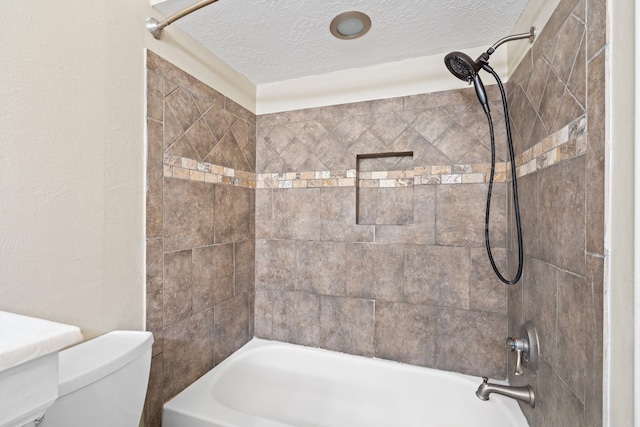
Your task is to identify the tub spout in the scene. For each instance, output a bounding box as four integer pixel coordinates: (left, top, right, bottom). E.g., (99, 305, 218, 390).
(475, 377, 535, 408)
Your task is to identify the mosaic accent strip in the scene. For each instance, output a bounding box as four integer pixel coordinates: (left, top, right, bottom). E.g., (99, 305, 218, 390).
(163, 154, 256, 188)
(162, 119, 585, 188)
(513, 116, 587, 178)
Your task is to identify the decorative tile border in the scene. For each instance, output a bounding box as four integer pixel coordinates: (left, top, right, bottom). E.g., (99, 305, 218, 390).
(162, 118, 586, 189)
(163, 154, 256, 188)
(513, 116, 587, 178)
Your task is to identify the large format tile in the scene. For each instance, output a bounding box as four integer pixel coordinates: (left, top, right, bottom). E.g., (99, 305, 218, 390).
(587, 0, 606, 59)
(435, 309, 507, 379)
(375, 185, 436, 245)
(585, 255, 604, 427)
(163, 250, 192, 328)
(271, 189, 322, 240)
(537, 358, 585, 427)
(165, 88, 201, 133)
(436, 184, 506, 248)
(255, 189, 273, 239)
(192, 244, 234, 313)
(162, 309, 214, 401)
(272, 290, 320, 346)
(374, 302, 437, 367)
(586, 50, 605, 256)
(320, 187, 375, 242)
(470, 247, 507, 314)
(404, 245, 470, 309)
(147, 51, 226, 109)
(147, 120, 164, 239)
(235, 239, 255, 294)
(214, 185, 254, 243)
(214, 293, 251, 365)
(146, 239, 164, 357)
(551, 15, 585, 85)
(513, 172, 539, 258)
(556, 270, 587, 401)
(537, 156, 586, 276)
(522, 257, 558, 365)
(144, 355, 163, 427)
(347, 243, 404, 302)
(255, 239, 297, 291)
(163, 178, 215, 251)
(296, 241, 347, 296)
(320, 296, 374, 357)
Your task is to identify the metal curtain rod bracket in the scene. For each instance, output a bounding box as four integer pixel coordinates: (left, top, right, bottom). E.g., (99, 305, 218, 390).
(146, 0, 220, 40)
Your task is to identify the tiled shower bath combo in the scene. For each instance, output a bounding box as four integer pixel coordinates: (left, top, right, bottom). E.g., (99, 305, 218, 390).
(144, 0, 605, 424)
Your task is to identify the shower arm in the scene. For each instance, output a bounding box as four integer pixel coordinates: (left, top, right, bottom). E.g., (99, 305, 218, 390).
(486, 27, 537, 56)
(146, 0, 220, 40)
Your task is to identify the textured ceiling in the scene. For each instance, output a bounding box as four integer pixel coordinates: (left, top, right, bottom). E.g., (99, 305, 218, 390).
(153, 0, 529, 84)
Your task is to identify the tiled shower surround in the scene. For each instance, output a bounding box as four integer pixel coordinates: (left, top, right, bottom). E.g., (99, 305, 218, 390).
(145, 0, 605, 424)
(505, 0, 605, 425)
(145, 51, 256, 427)
(253, 88, 514, 375)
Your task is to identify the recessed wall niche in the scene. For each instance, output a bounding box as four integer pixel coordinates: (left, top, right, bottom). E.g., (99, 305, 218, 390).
(356, 152, 414, 225)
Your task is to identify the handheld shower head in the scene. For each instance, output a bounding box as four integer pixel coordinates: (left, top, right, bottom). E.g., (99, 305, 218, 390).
(442, 29, 536, 286)
(444, 51, 481, 82)
(444, 51, 490, 114)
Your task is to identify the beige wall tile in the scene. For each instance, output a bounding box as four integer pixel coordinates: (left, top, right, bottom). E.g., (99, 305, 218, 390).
(271, 188, 321, 240)
(436, 183, 506, 247)
(272, 291, 320, 346)
(146, 239, 164, 357)
(297, 241, 347, 296)
(435, 309, 507, 379)
(214, 185, 255, 243)
(163, 178, 215, 251)
(192, 244, 234, 313)
(162, 308, 215, 401)
(235, 239, 255, 294)
(320, 296, 374, 357)
(346, 243, 404, 302)
(255, 239, 296, 290)
(537, 156, 586, 276)
(586, 51, 605, 256)
(470, 247, 507, 314)
(214, 293, 251, 365)
(556, 270, 588, 401)
(404, 245, 470, 309)
(374, 302, 437, 367)
(163, 250, 192, 328)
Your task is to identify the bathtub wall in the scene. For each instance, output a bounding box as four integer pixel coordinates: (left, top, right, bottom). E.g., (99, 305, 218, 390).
(145, 51, 256, 427)
(505, 0, 605, 425)
(254, 86, 510, 380)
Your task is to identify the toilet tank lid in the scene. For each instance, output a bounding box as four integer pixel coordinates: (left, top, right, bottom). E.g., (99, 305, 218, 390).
(58, 330, 153, 396)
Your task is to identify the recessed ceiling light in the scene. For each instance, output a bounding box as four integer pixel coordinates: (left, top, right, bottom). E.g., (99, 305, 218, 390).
(330, 11, 371, 40)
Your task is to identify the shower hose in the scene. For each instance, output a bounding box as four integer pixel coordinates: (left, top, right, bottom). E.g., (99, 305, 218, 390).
(481, 63, 523, 285)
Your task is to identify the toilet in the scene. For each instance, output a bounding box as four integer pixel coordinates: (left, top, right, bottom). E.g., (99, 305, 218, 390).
(38, 330, 153, 427)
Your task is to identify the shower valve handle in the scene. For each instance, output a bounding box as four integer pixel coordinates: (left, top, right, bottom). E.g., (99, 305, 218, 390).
(506, 337, 529, 376)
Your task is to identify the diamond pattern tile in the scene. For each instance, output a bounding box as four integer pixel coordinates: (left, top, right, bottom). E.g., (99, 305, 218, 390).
(255, 86, 519, 173)
(160, 72, 255, 172)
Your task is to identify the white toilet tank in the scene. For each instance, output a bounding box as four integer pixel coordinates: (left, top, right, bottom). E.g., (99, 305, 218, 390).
(39, 331, 153, 427)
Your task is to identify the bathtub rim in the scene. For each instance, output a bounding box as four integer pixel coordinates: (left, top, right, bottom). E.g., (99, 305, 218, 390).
(163, 337, 528, 427)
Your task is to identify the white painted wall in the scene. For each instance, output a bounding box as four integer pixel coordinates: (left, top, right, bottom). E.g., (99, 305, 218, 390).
(0, 0, 253, 340)
(607, 0, 636, 425)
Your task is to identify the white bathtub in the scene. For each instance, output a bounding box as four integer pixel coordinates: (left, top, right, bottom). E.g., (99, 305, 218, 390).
(163, 339, 529, 427)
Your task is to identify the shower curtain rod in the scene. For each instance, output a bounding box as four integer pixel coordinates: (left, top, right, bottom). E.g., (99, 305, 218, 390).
(146, 0, 220, 39)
